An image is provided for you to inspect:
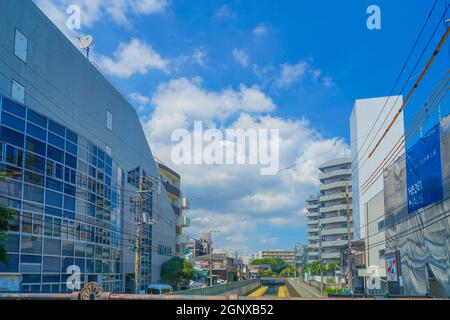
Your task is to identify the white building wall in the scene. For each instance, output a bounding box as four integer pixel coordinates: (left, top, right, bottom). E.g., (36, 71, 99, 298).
(350, 96, 405, 240)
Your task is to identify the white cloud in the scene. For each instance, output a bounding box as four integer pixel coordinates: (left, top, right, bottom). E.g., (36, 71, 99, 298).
(34, 0, 168, 30)
(142, 77, 349, 253)
(215, 5, 236, 19)
(97, 39, 168, 78)
(276, 61, 309, 88)
(130, 92, 150, 111)
(232, 48, 249, 67)
(253, 23, 268, 36)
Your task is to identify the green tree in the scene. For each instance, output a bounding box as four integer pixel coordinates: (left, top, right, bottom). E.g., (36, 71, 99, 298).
(0, 172, 14, 264)
(160, 257, 194, 289)
(280, 266, 296, 277)
(325, 262, 340, 275)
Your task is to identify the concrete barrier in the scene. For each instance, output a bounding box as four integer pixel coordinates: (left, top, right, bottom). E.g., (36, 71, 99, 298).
(171, 279, 261, 296)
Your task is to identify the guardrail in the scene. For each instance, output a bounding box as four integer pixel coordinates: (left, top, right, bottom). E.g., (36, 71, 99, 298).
(171, 279, 261, 296)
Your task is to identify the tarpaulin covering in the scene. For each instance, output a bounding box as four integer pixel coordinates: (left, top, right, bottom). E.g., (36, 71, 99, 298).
(383, 117, 450, 297)
(406, 124, 443, 213)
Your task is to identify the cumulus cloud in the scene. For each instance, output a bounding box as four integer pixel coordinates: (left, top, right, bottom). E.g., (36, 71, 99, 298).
(214, 5, 236, 19)
(140, 77, 349, 253)
(253, 23, 268, 36)
(232, 48, 249, 67)
(97, 39, 168, 78)
(35, 0, 168, 29)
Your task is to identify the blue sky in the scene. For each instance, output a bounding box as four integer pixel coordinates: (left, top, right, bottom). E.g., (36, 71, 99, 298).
(36, 0, 450, 254)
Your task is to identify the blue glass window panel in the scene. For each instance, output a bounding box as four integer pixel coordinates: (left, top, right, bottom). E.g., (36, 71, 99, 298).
(48, 120, 65, 137)
(25, 152, 45, 174)
(98, 159, 105, 171)
(97, 149, 105, 162)
(64, 183, 76, 196)
(65, 141, 77, 155)
(48, 132, 64, 149)
(43, 275, 60, 283)
(46, 177, 63, 192)
(64, 195, 75, 211)
(22, 275, 41, 284)
(21, 255, 42, 263)
(86, 259, 94, 273)
(1, 111, 25, 131)
(63, 210, 75, 220)
(1, 126, 24, 148)
(75, 258, 85, 273)
(45, 206, 62, 217)
(26, 136, 46, 156)
(105, 175, 111, 187)
(62, 257, 74, 271)
(65, 153, 77, 169)
(2, 98, 25, 118)
(47, 145, 64, 163)
(89, 166, 96, 178)
(105, 154, 112, 167)
(105, 165, 112, 177)
(65, 167, 76, 184)
(24, 171, 45, 187)
(26, 123, 46, 141)
(89, 144, 97, 156)
(66, 129, 77, 144)
(45, 190, 62, 208)
(27, 109, 47, 128)
(0, 254, 19, 272)
(23, 184, 44, 203)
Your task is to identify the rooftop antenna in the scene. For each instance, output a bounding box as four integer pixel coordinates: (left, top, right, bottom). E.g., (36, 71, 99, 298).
(78, 35, 93, 59)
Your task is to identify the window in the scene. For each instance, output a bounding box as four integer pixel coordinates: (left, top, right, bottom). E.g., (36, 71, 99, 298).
(1, 126, 24, 148)
(47, 145, 64, 163)
(106, 110, 113, 131)
(14, 29, 28, 63)
(27, 109, 47, 128)
(26, 136, 46, 156)
(11, 80, 25, 104)
(48, 132, 65, 149)
(25, 171, 44, 187)
(26, 123, 46, 141)
(379, 249, 386, 259)
(25, 152, 45, 174)
(1, 111, 25, 131)
(45, 190, 62, 208)
(378, 220, 385, 231)
(23, 184, 44, 203)
(48, 120, 65, 137)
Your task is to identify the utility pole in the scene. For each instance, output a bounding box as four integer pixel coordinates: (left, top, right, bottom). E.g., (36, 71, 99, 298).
(345, 182, 353, 293)
(204, 229, 220, 287)
(134, 176, 159, 294)
(134, 176, 144, 294)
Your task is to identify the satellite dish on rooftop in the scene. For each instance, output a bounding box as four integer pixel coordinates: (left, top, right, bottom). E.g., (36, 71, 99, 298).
(78, 35, 93, 59)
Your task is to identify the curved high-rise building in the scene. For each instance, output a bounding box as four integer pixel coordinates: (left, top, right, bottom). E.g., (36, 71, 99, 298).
(0, 0, 175, 293)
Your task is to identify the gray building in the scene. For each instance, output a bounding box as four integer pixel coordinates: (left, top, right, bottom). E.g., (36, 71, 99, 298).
(0, 0, 175, 293)
(306, 158, 353, 265)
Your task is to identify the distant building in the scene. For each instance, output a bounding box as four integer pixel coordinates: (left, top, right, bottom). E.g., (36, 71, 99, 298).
(295, 244, 308, 266)
(194, 253, 238, 283)
(261, 250, 296, 265)
(306, 195, 320, 263)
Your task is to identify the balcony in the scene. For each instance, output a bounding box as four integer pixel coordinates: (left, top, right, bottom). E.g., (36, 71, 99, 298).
(308, 227, 319, 233)
(172, 204, 181, 216)
(163, 181, 181, 198)
(306, 203, 318, 210)
(321, 227, 352, 236)
(308, 235, 319, 241)
(320, 192, 352, 202)
(322, 252, 341, 260)
(319, 181, 350, 192)
(319, 169, 351, 180)
(320, 203, 352, 214)
(320, 215, 348, 225)
(176, 234, 190, 245)
(177, 215, 190, 227)
(321, 239, 348, 248)
(307, 219, 319, 226)
(305, 211, 318, 218)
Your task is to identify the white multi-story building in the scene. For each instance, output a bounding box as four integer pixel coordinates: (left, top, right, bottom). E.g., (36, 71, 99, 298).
(349, 96, 405, 293)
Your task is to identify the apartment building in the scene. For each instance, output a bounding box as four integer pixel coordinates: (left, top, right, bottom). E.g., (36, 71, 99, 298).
(261, 250, 296, 265)
(0, 0, 175, 293)
(305, 195, 320, 263)
(157, 163, 190, 257)
(318, 158, 353, 264)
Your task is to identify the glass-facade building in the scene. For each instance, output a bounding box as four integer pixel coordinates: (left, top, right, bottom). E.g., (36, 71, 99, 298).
(0, 95, 126, 292)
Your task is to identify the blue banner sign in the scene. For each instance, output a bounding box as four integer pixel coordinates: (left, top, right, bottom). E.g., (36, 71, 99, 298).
(406, 124, 444, 213)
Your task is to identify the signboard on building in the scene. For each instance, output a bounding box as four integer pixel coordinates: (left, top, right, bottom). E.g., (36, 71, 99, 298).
(406, 124, 444, 213)
(386, 254, 398, 282)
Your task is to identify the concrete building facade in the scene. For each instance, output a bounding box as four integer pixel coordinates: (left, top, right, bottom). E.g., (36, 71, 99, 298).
(261, 250, 296, 265)
(318, 158, 353, 264)
(0, 0, 175, 293)
(306, 195, 320, 262)
(157, 163, 190, 257)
